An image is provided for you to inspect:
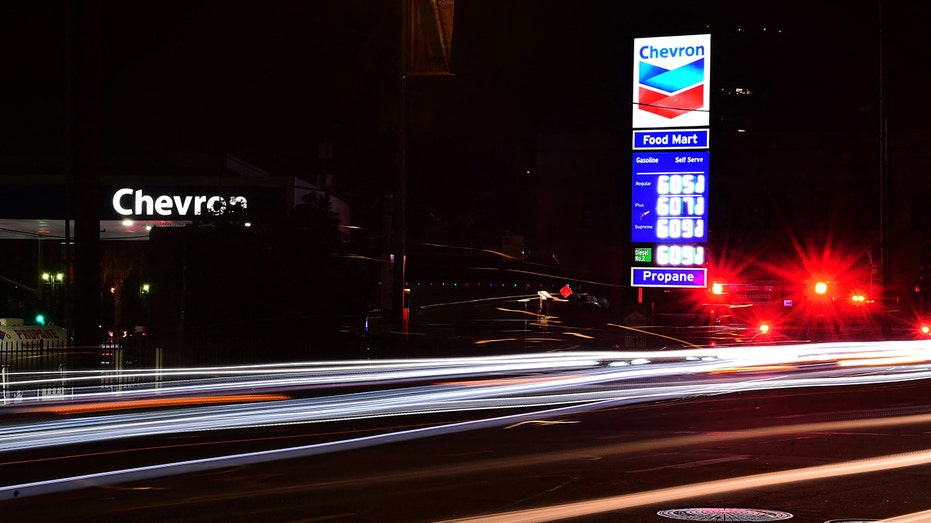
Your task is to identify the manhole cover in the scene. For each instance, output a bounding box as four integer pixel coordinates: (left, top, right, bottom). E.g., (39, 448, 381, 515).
(658, 508, 794, 521)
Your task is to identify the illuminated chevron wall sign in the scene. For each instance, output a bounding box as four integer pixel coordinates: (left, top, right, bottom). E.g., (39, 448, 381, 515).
(632, 33, 711, 129)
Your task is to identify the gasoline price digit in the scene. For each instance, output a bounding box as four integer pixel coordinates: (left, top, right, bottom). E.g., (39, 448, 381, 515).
(657, 196, 705, 217)
(657, 174, 706, 195)
(656, 218, 706, 240)
(656, 245, 705, 266)
(679, 219, 691, 238)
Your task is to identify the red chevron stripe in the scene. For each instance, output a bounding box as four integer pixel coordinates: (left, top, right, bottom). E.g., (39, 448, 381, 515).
(638, 84, 704, 119)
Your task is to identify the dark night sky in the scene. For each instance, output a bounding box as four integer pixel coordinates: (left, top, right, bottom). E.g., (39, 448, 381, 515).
(0, 2, 928, 231)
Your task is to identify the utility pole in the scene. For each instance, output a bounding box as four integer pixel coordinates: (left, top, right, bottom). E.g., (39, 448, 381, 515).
(879, 1, 892, 336)
(67, 0, 103, 360)
(393, 0, 409, 340)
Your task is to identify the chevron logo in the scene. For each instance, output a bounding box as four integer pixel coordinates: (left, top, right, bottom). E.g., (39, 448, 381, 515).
(638, 58, 705, 119)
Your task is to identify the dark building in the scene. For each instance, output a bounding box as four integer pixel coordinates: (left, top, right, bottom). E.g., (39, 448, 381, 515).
(0, 153, 358, 364)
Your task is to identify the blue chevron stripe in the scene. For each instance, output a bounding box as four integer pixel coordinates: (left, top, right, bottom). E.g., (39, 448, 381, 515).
(639, 58, 705, 94)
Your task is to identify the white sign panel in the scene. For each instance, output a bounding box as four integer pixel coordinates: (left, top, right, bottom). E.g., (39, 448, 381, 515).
(632, 33, 711, 129)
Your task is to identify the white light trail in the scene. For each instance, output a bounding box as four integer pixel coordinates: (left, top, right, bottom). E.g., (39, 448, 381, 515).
(3, 339, 931, 502)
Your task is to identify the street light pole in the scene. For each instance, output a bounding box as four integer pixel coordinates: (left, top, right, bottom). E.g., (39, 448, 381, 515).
(41, 272, 65, 325)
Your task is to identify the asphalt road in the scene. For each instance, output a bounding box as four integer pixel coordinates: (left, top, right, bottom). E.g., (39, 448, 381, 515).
(4, 374, 931, 522)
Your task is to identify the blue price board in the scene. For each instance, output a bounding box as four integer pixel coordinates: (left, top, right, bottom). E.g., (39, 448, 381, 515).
(631, 267, 707, 288)
(631, 151, 709, 243)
